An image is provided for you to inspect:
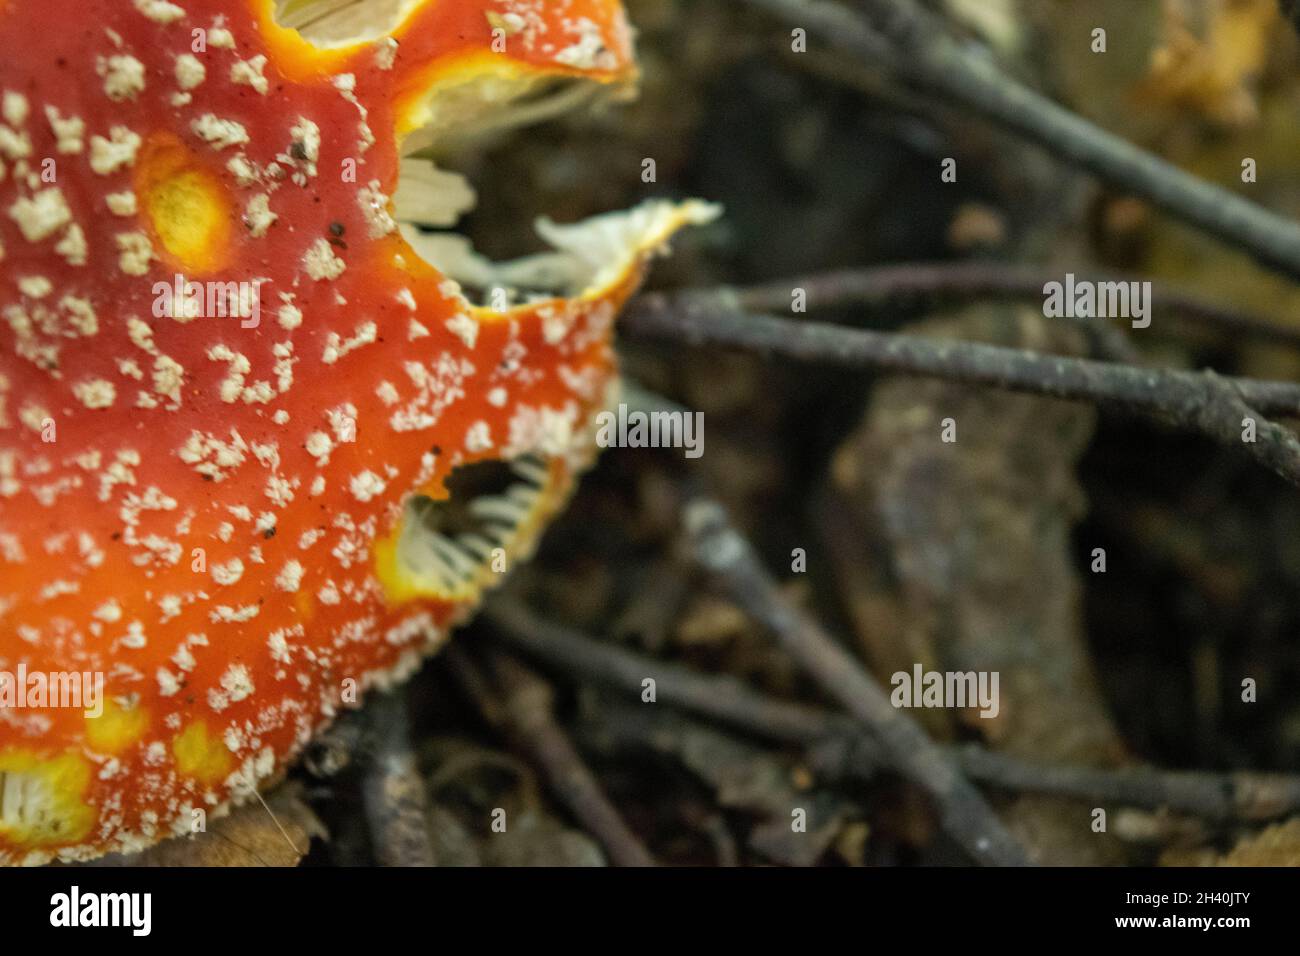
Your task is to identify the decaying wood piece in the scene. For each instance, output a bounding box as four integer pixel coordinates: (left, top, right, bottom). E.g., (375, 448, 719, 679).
(829, 305, 1126, 864)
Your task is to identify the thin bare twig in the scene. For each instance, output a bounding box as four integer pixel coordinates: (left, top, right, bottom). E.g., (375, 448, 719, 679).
(446, 644, 657, 867)
(740, 0, 1300, 281)
(486, 597, 1300, 824)
(486, 597, 834, 745)
(679, 495, 1030, 865)
(360, 689, 437, 867)
(622, 293, 1300, 488)
(733, 262, 1300, 351)
(952, 746, 1300, 825)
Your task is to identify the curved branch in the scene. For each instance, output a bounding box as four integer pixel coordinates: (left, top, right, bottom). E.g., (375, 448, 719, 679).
(741, 0, 1300, 281)
(622, 292, 1300, 488)
(734, 262, 1300, 350)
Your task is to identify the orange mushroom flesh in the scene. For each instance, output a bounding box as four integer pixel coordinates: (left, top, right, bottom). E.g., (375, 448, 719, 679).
(0, 0, 716, 863)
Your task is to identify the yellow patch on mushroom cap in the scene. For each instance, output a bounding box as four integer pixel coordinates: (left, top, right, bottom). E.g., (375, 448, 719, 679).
(84, 697, 150, 755)
(136, 134, 233, 274)
(172, 721, 234, 786)
(0, 751, 95, 847)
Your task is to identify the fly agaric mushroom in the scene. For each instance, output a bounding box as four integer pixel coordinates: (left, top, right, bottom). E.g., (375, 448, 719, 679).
(0, 0, 717, 863)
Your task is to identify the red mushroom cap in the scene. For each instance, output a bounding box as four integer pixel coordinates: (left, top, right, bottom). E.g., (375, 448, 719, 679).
(0, 0, 715, 863)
